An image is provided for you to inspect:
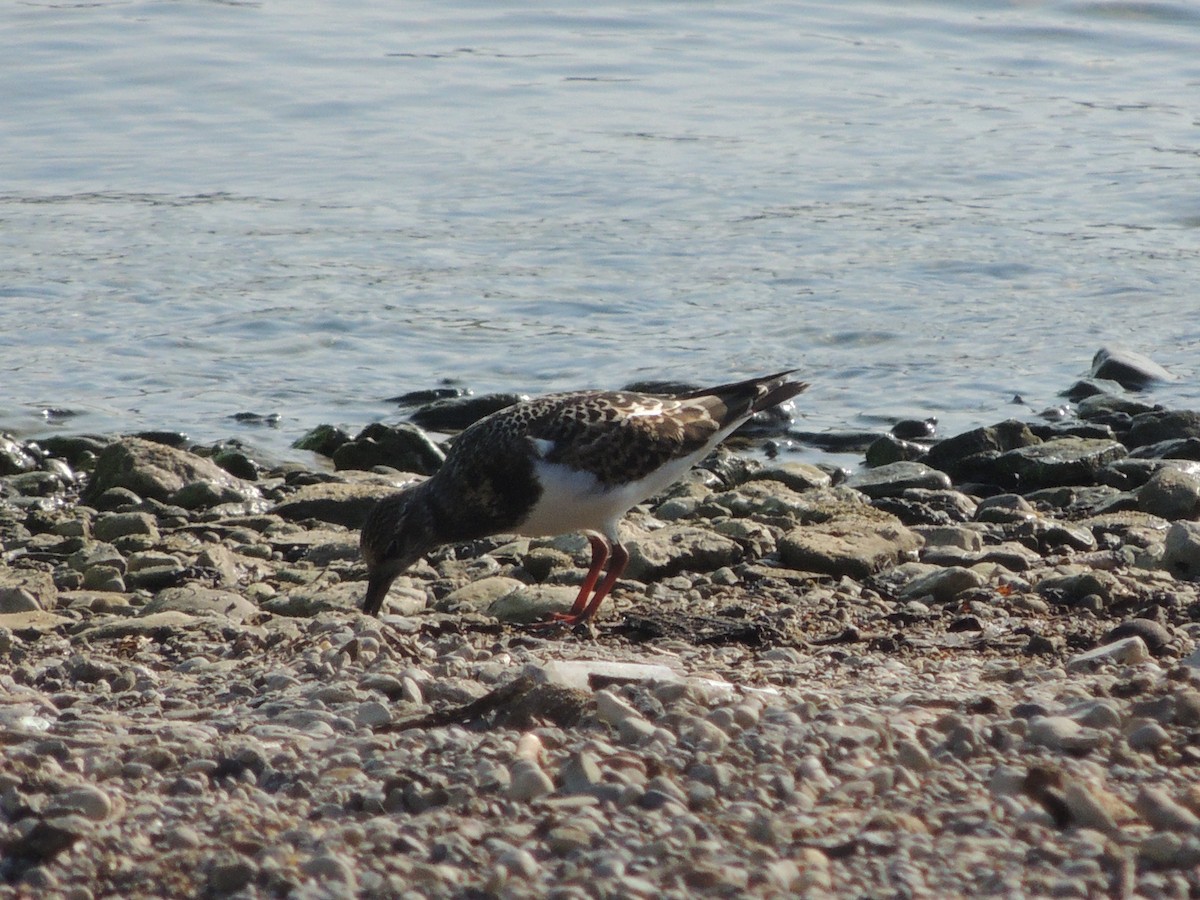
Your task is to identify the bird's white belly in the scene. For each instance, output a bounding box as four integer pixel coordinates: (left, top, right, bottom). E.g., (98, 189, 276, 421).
(516, 453, 703, 540)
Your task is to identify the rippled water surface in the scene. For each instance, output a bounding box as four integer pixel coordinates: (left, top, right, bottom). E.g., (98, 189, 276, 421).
(3, 0, 1199, 460)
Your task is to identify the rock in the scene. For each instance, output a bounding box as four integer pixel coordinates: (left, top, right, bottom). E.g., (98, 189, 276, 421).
(791, 429, 881, 453)
(1090, 346, 1175, 390)
(1028, 716, 1108, 753)
(205, 852, 257, 895)
(899, 566, 985, 603)
(892, 418, 938, 441)
(974, 493, 1037, 524)
(994, 437, 1128, 491)
(0, 569, 56, 612)
(82, 566, 126, 592)
(1135, 785, 1200, 832)
(142, 586, 259, 622)
(92, 511, 159, 543)
(508, 759, 555, 801)
(1127, 722, 1171, 752)
(1138, 467, 1200, 520)
(748, 462, 832, 492)
(918, 525, 983, 551)
(779, 515, 921, 579)
(352, 700, 392, 728)
(73, 611, 202, 641)
(1037, 571, 1121, 606)
(872, 488, 978, 526)
(624, 525, 743, 582)
(595, 690, 656, 744)
(1103, 619, 1173, 656)
(4, 815, 91, 862)
(47, 786, 113, 822)
(921, 420, 1041, 483)
(1129, 437, 1200, 462)
(864, 435, 926, 467)
(1062, 779, 1135, 836)
(521, 546, 574, 581)
(847, 461, 951, 498)
(36, 434, 112, 466)
(0, 436, 38, 475)
(1066, 637, 1151, 673)
(194, 545, 241, 587)
(291, 424, 352, 457)
(124, 562, 186, 592)
(0, 610, 72, 632)
(333, 422, 446, 474)
(408, 393, 525, 432)
(1162, 522, 1200, 578)
(1076, 392, 1159, 419)
(1174, 691, 1200, 728)
(439, 576, 527, 612)
(84, 437, 259, 507)
(560, 751, 604, 795)
(486, 585, 579, 624)
(1126, 410, 1200, 449)
(386, 386, 469, 406)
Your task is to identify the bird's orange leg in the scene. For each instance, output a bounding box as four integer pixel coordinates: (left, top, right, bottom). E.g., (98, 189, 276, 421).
(575, 542, 628, 623)
(549, 532, 610, 622)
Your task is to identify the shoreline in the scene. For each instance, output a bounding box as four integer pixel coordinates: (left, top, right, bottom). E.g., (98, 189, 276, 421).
(3, 361, 1200, 897)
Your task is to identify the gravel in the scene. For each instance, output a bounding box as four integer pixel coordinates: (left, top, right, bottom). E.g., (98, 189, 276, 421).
(3, 375, 1200, 897)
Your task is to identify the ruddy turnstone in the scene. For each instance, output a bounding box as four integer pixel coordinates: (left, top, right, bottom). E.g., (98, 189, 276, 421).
(360, 370, 808, 624)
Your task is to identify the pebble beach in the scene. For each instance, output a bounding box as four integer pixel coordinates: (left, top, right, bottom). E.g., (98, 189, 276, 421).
(3, 351, 1200, 899)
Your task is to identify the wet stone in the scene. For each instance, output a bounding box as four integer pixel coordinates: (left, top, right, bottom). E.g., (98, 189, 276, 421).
(975, 493, 1037, 524)
(994, 437, 1127, 491)
(748, 461, 832, 492)
(292, 424, 352, 457)
(333, 422, 446, 475)
(407, 392, 525, 432)
(864, 434, 927, 466)
(1126, 410, 1200, 449)
(1090, 346, 1175, 390)
(847, 461, 951, 498)
(921, 419, 1041, 483)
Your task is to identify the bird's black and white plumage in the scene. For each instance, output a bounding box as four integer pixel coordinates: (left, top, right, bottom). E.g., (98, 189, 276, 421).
(360, 370, 808, 623)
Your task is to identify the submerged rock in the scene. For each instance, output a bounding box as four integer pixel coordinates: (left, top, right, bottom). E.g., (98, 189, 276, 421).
(1090, 346, 1175, 390)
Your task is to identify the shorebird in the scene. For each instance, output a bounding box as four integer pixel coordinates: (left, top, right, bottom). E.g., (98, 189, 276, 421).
(360, 370, 808, 624)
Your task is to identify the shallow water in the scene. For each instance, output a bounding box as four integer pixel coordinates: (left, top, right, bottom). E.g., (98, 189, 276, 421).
(2, 0, 1198, 462)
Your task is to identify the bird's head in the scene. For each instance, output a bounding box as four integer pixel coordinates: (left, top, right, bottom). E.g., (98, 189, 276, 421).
(359, 486, 437, 616)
